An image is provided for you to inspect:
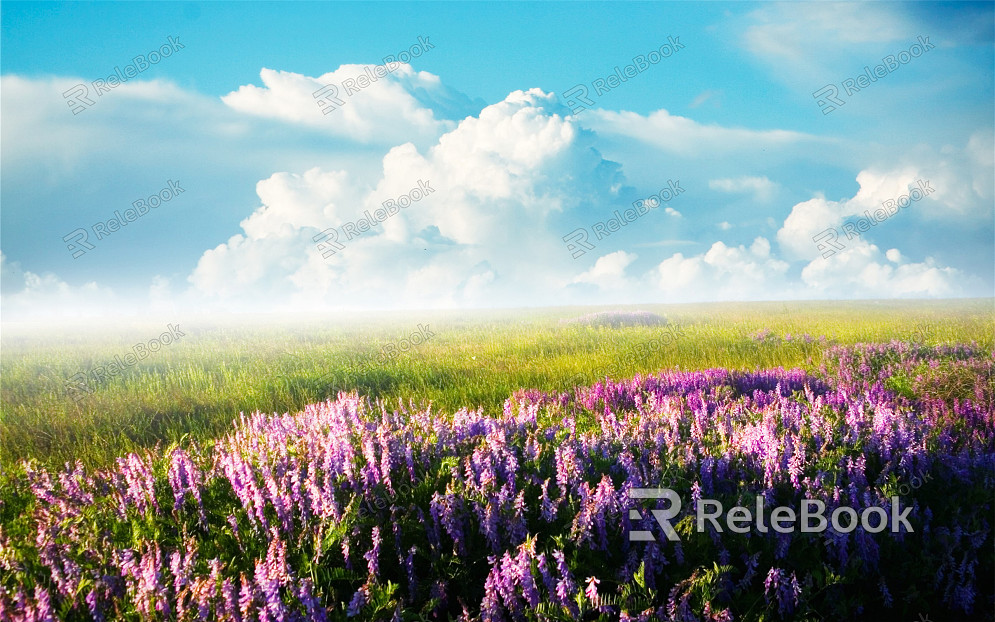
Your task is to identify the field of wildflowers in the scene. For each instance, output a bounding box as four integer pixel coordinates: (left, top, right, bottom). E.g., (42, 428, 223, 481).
(1, 340, 991, 621)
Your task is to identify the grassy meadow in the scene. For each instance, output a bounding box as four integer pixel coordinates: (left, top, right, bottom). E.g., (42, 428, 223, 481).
(1, 299, 993, 621)
(2, 298, 992, 469)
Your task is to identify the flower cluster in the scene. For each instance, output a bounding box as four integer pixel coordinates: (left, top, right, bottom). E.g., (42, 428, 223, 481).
(0, 342, 991, 620)
(750, 329, 824, 346)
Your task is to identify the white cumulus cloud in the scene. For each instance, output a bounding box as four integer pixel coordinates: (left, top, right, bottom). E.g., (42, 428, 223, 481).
(709, 176, 778, 201)
(221, 65, 483, 145)
(187, 88, 632, 311)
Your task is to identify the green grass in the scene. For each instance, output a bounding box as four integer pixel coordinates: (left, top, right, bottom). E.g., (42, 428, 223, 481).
(2, 299, 992, 469)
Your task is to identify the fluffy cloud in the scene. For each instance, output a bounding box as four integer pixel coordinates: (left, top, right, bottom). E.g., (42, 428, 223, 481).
(777, 168, 934, 260)
(642, 231, 974, 302)
(186, 82, 989, 311)
(221, 65, 484, 145)
(3, 67, 987, 319)
(800, 243, 966, 298)
(583, 108, 820, 157)
(709, 176, 778, 202)
(769, 154, 988, 298)
(570, 251, 637, 290)
(0, 252, 116, 319)
(652, 238, 791, 301)
(778, 134, 993, 267)
(920, 131, 994, 219)
(188, 89, 631, 310)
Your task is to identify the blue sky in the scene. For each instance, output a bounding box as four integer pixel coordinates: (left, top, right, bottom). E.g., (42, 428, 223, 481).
(2, 1, 993, 318)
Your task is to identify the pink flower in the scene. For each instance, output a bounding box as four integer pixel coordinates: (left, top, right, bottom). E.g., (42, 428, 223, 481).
(585, 576, 600, 606)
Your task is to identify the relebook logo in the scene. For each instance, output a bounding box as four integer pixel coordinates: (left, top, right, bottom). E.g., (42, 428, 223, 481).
(627, 488, 913, 542)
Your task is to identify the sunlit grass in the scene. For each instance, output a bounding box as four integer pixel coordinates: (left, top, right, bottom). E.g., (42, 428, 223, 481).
(2, 298, 992, 468)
